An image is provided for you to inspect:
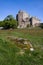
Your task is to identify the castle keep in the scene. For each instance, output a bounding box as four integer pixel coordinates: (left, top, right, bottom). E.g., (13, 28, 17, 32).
(16, 10, 40, 28)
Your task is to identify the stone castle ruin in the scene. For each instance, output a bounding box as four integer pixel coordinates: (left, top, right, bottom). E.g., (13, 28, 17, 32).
(16, 10, 40, 28)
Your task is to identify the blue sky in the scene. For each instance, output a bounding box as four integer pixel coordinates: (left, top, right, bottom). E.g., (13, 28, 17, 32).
(0, 0, 43, 22)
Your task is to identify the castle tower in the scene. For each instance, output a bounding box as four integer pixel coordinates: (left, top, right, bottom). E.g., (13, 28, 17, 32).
(16, 10, 30, 28)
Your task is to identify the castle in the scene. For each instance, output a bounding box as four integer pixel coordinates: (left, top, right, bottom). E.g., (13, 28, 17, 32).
(16, 10, 40, 28)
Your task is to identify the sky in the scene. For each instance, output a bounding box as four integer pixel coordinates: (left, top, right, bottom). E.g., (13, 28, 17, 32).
(0, 0, 43, 22)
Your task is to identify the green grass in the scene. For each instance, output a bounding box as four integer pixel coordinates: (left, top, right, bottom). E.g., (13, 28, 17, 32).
(0, 29, 43, 65)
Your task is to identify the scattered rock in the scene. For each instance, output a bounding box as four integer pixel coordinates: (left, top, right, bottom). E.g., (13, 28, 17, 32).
(7, 36, 34, 50)
(30, 48, 34, 51)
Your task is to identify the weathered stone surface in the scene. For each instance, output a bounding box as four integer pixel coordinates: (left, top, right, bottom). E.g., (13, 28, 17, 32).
(16, 10, 30, 28)
(16, 10, 40, 28)
(30, 48, 34, 51)
(7, 36, 34, 50)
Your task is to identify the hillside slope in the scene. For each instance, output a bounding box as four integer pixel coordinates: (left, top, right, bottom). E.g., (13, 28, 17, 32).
(0, 29, 43, 65)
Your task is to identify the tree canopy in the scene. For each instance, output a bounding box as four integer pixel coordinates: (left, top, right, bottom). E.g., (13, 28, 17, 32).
(0, 15, 17, 29)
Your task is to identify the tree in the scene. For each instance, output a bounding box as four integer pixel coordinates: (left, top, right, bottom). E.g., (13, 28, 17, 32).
(4, 15, 15, 21)
(3, 15, 17, 29)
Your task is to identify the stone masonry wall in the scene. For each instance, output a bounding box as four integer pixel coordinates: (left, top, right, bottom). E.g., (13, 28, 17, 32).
(16, 10, 40, 28)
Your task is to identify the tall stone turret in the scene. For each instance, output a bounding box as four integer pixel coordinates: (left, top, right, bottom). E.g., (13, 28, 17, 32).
(16, 10, 30, 28)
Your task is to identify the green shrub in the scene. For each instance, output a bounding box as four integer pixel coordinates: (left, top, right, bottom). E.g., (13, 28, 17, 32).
(27, 24, 30, 28)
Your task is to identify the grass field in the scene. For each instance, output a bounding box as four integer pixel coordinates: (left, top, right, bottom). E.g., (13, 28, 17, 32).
(0, 28, 43, 65)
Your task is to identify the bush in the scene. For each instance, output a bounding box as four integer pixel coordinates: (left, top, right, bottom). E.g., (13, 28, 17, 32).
(3, 20, 17, 29)
(39, 23, 43, 29)
(0, 21, 3, 27)
(27, 24, 30, 28)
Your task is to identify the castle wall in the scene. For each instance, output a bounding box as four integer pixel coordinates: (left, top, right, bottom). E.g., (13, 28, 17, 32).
(16, 11, 40, 28)
(31, 17, 40, 27)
